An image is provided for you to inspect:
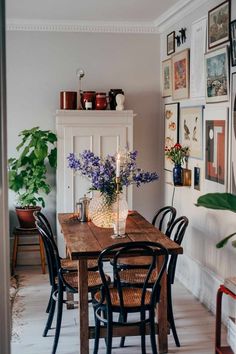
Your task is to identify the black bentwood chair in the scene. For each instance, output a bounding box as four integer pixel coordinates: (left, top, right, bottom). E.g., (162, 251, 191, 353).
(35, 219, 110, 354)
(119, 216, 189, 347)
(111, 206, 176, 270)
(92, 241, 169, 354)
(34, 211, 98, 314)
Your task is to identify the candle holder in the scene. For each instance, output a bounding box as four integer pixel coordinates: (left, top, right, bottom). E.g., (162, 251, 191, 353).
(111, 177, 127, 239)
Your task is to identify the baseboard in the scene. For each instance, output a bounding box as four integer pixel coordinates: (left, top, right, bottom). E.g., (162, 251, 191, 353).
(176, 254, 230, 325)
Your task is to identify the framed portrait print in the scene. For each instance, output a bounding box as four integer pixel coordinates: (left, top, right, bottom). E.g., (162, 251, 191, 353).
(167, 31, 175, 55)
(231, 20, 236, 67)
(230, 72, 236, 194)
(164, 103, 179, 171)
(162, 59, 172, 97)
(204, 106, 228, 189)
(208, 0, 230, 49)
(172, 49, 190, 100)
(179, 106, 203, 159)
(205, 46, 229, 103)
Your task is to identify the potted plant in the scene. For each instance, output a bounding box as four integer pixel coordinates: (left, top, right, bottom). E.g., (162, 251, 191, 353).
(8, 127, 57, 228)
(196, 193, 236, 248)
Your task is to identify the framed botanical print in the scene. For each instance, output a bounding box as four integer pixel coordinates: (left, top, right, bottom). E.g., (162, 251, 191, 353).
(208, 0, 230, 49)
(205, 46, 229, 103)
(230, 72, 236, 194)
(164, 102, 179, 171)
(167, 31, 175, 55)
(172, 49, 190, 100)
(204, 106, 228, 189)
(231, 20, 236, 67)
(179, 106, 203, 159)
(162, 59, 172, 97)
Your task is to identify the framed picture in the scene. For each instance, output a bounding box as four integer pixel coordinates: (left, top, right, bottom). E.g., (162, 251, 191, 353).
(208, 0, 230, 49)
(179, 106, 203, 159)
(231, 20, 236, 66)
(164, 103, 179, 171)
(230, 72, 236, 194)
(172, 49, 190, 100)
(205, 106, 228, 189)
(162, 59, 172, 97)
(205, 46, 229, 103)
(167, 31, 175, 55)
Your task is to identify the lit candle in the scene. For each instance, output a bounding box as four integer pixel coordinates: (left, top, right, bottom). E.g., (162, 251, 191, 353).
(116, 153, 121, 177)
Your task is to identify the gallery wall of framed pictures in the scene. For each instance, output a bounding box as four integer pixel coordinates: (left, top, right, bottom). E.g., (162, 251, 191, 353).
(162, 0, 236, 194)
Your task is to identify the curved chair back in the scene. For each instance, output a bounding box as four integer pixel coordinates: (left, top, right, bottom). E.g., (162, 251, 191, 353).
(35, 219, 61, 285)
(97, 241, 169, 312)
(152, 206, 176, 235)
(167, 216, 189, 284)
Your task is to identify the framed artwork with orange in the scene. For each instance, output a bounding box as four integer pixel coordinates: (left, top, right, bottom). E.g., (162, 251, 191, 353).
(172, 49, 190, 100)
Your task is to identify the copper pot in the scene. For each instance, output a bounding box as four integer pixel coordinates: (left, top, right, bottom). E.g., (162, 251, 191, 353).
(60, 91, 77, 110)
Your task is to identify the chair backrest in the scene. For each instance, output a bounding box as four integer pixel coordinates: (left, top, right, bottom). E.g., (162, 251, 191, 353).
(35, 219, 61, 286)
(152, 206, 177, 234)
(33, 210, 54, 240)
(166, 216, 189, 284)
(97, 241, 169, 312)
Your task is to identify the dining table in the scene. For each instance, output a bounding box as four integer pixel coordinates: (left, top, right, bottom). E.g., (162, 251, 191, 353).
(58, 211, 183, 354)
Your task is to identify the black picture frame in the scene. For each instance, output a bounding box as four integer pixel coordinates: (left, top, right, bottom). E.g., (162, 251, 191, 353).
(231, 20, 236, 67)
(208, 0, 230, 49)
(167, 31, 175, 56)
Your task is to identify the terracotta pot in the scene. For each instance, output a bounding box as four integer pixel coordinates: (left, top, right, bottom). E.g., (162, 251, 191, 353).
(16, 206, 41, 229)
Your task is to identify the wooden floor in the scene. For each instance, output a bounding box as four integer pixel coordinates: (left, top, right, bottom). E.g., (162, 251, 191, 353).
(11, 266, 227, 354)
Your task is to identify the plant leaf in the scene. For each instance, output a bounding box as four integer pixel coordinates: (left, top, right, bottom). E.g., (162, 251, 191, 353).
(196, 193, 236, 212)
(216, 232, 236, 248)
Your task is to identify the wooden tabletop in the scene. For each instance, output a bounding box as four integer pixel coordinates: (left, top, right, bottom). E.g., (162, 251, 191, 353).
(58, 211, 183, 260)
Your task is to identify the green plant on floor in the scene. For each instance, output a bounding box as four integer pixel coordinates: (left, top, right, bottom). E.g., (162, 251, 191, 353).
(196, 193, 236, 248)
(8, 127, 57, 208)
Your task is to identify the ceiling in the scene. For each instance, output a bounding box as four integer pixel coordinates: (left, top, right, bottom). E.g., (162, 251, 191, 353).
(6, 0, 180, 24)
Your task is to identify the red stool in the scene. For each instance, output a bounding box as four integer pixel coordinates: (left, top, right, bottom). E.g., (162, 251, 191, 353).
(11, 227, 46, 275)
(215, 285, 236, 354)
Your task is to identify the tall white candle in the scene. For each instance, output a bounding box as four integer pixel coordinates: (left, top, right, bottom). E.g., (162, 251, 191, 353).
(116, 153, 121, 177)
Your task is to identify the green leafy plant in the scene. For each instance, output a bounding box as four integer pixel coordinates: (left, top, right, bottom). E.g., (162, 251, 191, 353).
(8, 127, 57, 208)
(196, 193, 236, 248)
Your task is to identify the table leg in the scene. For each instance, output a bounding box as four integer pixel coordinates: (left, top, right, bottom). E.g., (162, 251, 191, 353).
(156, 256, 168, 354)
(78, 259, 89, 354)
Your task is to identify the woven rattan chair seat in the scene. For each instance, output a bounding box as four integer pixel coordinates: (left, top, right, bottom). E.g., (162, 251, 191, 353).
(61, 258, 97, 270)
(63, 271, 109, 289)
(94, 287, 152, 307)
(119, 268, 157, 285)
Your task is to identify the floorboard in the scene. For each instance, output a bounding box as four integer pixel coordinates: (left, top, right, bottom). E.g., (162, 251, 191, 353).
(11, 266, 228, 354)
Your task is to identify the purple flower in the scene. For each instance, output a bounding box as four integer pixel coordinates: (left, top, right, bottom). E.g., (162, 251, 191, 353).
(67, 150, 158, 204)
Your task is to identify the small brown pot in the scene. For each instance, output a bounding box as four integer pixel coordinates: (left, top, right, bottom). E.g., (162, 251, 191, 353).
(15, 206, 41, 229)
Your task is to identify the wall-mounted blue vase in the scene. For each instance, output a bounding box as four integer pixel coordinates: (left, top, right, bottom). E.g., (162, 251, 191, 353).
(173, 164, 183, 186)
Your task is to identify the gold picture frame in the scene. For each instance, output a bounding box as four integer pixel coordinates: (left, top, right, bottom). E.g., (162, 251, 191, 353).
(172, 49, 190, 100)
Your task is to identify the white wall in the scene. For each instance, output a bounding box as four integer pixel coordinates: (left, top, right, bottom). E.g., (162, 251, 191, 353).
(6, 31, 162, 235)
(161, 0, 236, 322)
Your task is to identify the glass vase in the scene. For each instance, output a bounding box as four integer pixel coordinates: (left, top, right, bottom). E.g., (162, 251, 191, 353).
(173, 164, 183, 186)
(111, 193, 129, 238)
(89, 192, 128, 232)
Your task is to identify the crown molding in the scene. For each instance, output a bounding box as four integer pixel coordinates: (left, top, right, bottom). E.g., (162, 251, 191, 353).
(6, 0, 209, 34)
(155, 0, 209, 33)
(6, 19, 159, 34)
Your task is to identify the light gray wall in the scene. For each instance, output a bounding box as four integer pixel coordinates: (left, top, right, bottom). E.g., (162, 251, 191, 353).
(6, 31, 162, 233)
(161, 0, 236, 321)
